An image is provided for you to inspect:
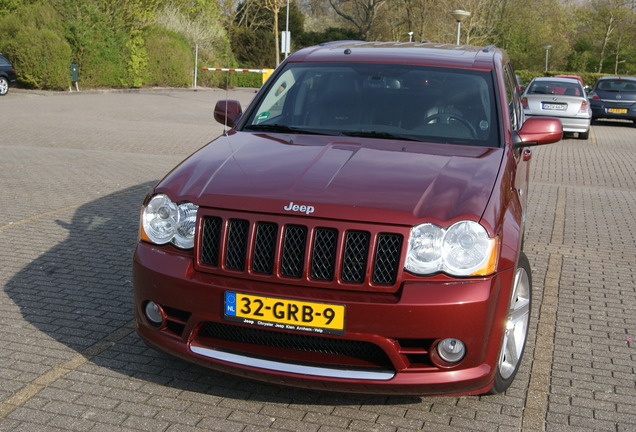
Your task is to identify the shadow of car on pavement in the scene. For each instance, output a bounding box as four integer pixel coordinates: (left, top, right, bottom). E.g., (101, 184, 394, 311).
(5, 183, 420, 406)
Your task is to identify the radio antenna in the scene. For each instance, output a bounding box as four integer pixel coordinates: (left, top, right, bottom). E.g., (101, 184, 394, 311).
(223, 69, 230, 134)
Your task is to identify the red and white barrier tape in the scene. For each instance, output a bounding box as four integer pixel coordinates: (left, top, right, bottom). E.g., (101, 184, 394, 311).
(201, 68, 267, 73)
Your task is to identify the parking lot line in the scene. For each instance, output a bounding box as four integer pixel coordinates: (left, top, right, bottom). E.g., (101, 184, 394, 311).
(0, 322, 134, 419)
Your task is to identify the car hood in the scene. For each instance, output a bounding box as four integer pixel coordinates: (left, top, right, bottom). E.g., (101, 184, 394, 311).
(156, 132, 504, 225)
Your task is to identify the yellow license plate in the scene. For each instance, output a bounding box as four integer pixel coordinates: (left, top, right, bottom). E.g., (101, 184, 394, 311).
(608, 108, 627, 113)
(224, 292, 345, 335)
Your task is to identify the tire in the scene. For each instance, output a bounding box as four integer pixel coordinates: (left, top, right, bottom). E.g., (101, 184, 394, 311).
(0, 77, 8, 96)
(579, 130, 589, 140)
(488, 252, 532, 394)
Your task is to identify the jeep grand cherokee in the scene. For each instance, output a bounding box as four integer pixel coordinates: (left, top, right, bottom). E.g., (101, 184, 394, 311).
(133, 41, 562, 396)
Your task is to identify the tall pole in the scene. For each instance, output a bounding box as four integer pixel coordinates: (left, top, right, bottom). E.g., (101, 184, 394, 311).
(193, 43, 198, 90)
(544, 44, 552, 72)
(285, 0, 290, 58)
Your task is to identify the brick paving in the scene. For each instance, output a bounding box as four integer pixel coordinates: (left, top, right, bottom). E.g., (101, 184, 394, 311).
(0, 89, 634, 431)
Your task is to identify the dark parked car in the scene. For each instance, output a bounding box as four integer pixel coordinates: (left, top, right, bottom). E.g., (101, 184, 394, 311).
(0, 54, 17, 96)
(588, 76, 636, 123)
(133, 41, 562, 396)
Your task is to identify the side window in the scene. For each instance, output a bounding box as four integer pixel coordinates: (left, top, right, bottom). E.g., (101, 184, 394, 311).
(253, 69, 297, 124)
(503, 65, 523, 131)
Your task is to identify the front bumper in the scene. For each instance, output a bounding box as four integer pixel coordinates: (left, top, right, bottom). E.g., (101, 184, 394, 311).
(133, 242, 516, 396)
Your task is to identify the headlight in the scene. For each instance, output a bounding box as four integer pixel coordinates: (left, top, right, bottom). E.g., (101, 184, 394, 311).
(140, 194, 198, 249)
(406, 221, 498, 276)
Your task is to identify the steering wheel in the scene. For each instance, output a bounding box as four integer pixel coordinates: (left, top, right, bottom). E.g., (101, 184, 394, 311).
(421, 113, 477, 138)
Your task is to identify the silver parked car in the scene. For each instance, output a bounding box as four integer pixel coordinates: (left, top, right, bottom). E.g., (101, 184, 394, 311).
(522, 77, 591, 140)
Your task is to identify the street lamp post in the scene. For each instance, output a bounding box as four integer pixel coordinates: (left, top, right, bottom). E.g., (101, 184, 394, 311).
(544, 44, 552, 72)
(408, 31, 413, 42)
(450, 10, 471, 45)
(284, 0, 290, 59)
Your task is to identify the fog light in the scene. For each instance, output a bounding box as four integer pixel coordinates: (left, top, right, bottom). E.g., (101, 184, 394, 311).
(437, 338, 466, 363)
(144, 301, 164, 326)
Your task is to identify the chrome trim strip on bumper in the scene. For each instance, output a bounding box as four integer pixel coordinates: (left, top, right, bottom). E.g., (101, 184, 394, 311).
(190, 343, 395, 381)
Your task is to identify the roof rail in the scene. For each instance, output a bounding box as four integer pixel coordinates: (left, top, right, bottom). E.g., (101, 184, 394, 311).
(319, 40, 364, 47)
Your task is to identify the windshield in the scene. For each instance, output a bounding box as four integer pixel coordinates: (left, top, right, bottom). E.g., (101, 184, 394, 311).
(242, 62, 499, 147)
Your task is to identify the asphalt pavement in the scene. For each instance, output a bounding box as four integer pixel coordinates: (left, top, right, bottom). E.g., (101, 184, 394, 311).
(0, 88, 634, 432)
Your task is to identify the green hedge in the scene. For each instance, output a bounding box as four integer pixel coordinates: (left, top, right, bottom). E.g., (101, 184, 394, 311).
(144, 26, 193, 87)
(230, 71, 263, 88)
(0, 4, 71, 90)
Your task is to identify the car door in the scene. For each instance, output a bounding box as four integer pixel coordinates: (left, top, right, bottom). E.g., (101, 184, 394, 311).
(504, 64, 530, 241)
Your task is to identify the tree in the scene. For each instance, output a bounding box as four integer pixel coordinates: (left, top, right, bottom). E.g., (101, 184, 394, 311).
(0, 0, 23, 17)
(104, 0, 159, 87)
(263, 0, 285, 65)
(230, 0, 304, 68)
(585, 0, 634, 73)
(328, 0, 386, 40)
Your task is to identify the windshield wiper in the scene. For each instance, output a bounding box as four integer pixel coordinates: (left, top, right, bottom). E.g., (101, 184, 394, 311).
(243, 124, 329, 135)
(340, 130, 420, 141)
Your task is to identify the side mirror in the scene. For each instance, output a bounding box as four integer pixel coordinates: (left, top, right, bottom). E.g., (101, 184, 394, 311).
(513, 117, 563, 149)
(214, 100, 243, 128)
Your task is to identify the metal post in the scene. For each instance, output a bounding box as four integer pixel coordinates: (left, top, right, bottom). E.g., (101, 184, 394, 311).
(193, 44, 198, 90)
(285, 0, 290, 58)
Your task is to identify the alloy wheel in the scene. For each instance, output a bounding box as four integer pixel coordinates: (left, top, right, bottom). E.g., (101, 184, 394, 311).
(498, 264, 531, 379)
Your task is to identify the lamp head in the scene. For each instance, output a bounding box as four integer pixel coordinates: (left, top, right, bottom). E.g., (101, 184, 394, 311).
(451, 10, 471, 22)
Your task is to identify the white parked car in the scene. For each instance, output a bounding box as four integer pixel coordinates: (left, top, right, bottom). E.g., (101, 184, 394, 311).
(522, 77, 591, 140)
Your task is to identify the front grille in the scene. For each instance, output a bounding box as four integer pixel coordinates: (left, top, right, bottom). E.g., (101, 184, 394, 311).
(198, 213, 404, 288)
(199, 322, 393, 368)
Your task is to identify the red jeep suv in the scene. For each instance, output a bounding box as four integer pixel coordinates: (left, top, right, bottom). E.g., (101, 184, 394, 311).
(133, 41, 562, 396)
